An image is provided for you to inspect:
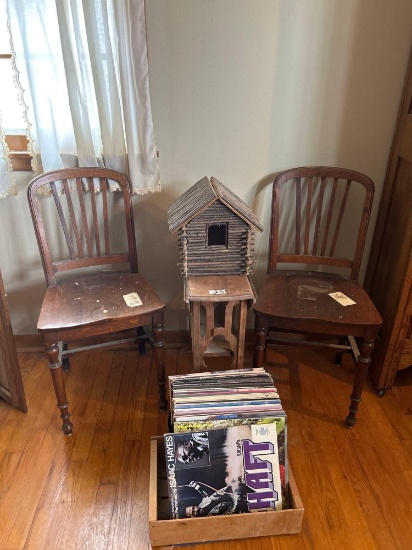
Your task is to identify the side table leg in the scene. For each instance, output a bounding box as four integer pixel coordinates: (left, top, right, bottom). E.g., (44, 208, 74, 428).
(237, 299, 248, 369)
(191, 301, 203, 372)
(153, 312, 167, 411)
(253, 316, 267, 368)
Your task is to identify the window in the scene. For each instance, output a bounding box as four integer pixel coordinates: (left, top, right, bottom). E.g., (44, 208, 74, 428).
(1, 0, 159, 194)
(0, 0, 32, 171)
(207, 223, 228, 247)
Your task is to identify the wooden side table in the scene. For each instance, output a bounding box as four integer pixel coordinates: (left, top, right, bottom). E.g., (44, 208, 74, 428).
(184, 274, 255, 372)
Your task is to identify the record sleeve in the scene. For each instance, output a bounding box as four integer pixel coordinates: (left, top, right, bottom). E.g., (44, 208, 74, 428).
(164, 423, 286, 519)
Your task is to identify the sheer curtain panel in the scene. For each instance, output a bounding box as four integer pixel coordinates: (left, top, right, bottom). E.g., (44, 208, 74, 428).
(4, 0, 160, 195)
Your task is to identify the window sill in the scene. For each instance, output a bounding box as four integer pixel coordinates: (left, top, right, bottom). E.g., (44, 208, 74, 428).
(9, 152, 33, 171)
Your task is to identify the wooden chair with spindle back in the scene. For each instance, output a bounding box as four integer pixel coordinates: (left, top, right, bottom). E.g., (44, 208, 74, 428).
(253, 166, 382, 427)
(28, 167, 167, 435)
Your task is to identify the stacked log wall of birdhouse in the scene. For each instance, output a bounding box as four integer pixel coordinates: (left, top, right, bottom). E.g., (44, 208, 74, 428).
(178, 201, 256, 276)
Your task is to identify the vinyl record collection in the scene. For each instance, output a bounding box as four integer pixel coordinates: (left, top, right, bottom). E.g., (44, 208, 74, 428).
(163, 368, 287, 519)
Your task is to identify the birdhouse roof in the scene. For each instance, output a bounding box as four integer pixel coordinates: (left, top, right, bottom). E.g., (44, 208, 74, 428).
(167, 176, 263, 233)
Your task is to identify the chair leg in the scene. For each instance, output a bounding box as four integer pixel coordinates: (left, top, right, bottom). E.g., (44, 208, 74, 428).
(153, 312, 167, 411)
(136, 326, 147, 356)
(45, 342, 73, 436)
(334, 337, 346, 366)
(346, 329, 378, 428)
(62, 342, 71, 372)
(253, 317, 268, 368)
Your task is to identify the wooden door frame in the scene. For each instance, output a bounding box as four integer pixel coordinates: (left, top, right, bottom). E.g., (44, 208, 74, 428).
(0, 269, 27, 412)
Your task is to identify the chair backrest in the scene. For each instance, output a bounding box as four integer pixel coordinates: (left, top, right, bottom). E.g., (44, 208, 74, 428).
(268, 166, 374, 281)
(28, 167, 138, 286)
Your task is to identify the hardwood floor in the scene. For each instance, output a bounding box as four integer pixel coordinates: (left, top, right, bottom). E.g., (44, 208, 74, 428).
(0, 342, 411, 549)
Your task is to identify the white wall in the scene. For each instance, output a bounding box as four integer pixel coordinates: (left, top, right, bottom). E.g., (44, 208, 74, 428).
(1, 0, 411, 334)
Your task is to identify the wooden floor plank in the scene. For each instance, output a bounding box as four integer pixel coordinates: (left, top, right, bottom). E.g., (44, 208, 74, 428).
(0, 345, 411, 549)
(99, 350, 142, 485)
(126, 349, 170, 550)
(0, 427, 60, 549)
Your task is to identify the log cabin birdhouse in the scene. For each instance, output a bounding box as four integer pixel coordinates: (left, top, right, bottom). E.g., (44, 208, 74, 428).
(167, 176, 263, 276)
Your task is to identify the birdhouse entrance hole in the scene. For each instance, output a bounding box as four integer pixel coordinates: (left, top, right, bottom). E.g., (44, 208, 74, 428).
(207, 223, 228, 247)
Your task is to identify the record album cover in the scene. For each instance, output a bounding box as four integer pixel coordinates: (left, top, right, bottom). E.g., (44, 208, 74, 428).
(164, 423, 285, 519)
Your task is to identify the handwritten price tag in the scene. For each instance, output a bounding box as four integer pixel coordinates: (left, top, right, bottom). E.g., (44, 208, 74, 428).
(123, 292, 143, 307)
(329, 292, 356, 306)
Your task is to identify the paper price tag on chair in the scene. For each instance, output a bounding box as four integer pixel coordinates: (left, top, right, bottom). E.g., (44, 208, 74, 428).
(123, 292, 143, 307)
(328, 292, 356, 306)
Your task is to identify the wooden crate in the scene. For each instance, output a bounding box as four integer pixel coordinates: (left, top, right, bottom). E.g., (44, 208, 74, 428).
(149, 437, 304, 547)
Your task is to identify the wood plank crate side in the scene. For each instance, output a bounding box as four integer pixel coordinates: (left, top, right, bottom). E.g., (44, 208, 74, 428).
(149, 437, 304, 548)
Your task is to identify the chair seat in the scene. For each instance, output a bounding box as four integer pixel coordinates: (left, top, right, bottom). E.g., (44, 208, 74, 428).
(38, 271, 165, 333)
(254, 271, 382, 334)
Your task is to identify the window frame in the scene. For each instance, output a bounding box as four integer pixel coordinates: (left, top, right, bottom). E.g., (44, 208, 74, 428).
(0, 52, 33, 172)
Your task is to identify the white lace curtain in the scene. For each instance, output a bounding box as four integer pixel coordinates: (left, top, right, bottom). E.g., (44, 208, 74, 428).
(0, 0, 160, 197)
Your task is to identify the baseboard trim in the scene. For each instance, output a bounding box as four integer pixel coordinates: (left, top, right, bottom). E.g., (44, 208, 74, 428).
(15, 334, 44, 352)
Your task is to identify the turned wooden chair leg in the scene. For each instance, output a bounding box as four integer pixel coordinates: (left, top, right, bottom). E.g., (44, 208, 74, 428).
(153, 312, 167, 411)
(253, 317, 268, 368)
(45, 342, 73, 436)
(346, 328, 378, 428)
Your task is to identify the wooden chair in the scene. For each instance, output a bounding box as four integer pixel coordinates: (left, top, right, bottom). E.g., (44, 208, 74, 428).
(28, 167, 167, 435)
(253, 167, 382, 427)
